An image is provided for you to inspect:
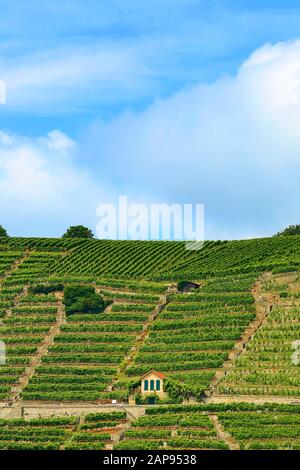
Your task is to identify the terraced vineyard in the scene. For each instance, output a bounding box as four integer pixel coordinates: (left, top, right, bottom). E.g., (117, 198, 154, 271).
(116, 403, 300, 450)
(0, 236, 300, 450)
(217, 404, 300, 450)
(21, 281, 167, 402)
(0, 412, 130, 450)
(124, 274, 258, 398)
(115, 406, 229, 450)
(217, 273, 300, 397)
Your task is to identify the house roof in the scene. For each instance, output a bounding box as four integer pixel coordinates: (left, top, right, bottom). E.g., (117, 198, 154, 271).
(141, 370, 166, 380)
(178, 281, 200, 292)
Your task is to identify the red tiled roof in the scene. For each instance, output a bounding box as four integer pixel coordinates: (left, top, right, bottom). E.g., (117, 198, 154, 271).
(140, 370, 166, 380)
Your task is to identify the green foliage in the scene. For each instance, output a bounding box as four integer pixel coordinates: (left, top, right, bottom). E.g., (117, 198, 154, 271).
(2, 236, 300, 424)
(125, 275, 256, 395)
(217, 300, 300, 397)
(63, 285, 104, 316)
(62, 225, 94, 239)
(0, 413, 128, 450)
(116, 408, 227, 450)
(0, 225, 8, 237)
(1, 235, 300, 278)
(275, 225, 300, 236)
(29, 283, 64, 294)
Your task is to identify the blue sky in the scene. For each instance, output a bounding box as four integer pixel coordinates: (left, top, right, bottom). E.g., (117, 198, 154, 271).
(1, 0, 300, 239)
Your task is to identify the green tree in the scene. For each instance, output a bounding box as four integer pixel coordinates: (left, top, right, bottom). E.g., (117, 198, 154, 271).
(62, 225, 94, 239)
(0, 225, 8, 237)
(275, 225, 300, 236)
(63, 285, 105, 316)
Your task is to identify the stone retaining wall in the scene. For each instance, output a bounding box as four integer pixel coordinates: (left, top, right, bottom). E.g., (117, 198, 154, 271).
(0, 403, 146, 420)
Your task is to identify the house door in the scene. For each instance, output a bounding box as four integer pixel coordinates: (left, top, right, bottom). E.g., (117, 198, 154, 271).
(147, 396, 156, 405)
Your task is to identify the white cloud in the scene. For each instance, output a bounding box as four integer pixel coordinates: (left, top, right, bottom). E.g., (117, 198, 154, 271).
(2, 39, 300, 239)
(81, 39, 300, 239)
(0, 130, 76, 201)
(0, 129, 109, 237)
(1, 42, 154, 112)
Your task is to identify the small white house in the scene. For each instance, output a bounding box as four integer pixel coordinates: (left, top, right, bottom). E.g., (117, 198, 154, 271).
(141, 370, 166, 399)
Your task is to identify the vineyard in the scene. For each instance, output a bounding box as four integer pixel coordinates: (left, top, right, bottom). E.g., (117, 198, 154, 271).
(1, 235, 300, 279)
(21, 280, 166, 402)
(115, 403, 300, 450)
(217, 272, 300, 397)
(1, 236, 300, 450)
(0, 412, 130, 450)
(124, 274, 257, 398)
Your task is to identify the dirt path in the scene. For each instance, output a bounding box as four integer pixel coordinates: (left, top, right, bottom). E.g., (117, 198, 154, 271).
(109, 416, 135, 450)
(207, 272, 280, 396)
(108, 406, 148, 449)
(10, 299, 66, 404)
(209, 414, 239, 450)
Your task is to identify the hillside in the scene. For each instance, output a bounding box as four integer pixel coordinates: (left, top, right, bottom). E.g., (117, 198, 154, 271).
(1, 235, 300, 450)
(1, 235, 300, 279)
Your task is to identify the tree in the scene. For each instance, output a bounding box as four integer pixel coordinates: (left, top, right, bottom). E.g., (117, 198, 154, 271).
(63, 285, 105, 316)
(275, 225, 300, 237)
(62, 225, 94, 239)
(0, 225, 8, 237)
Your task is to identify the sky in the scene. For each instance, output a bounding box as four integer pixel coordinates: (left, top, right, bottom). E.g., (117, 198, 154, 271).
(1, 0, 300, 239)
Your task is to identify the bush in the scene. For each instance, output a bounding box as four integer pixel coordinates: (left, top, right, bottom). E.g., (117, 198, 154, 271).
(29, 284, 64, 294)
(63, 285, 105, 316)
